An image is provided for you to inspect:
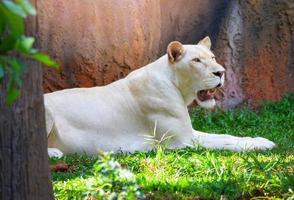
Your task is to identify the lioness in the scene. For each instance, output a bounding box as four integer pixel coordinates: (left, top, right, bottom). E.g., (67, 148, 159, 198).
(45, 37, 275, 158)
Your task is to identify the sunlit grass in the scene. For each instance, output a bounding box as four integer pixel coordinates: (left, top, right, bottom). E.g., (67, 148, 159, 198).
(50, 94, 294, 199)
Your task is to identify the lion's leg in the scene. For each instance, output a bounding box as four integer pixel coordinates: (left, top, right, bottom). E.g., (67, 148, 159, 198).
(45, 108, 64, 158)
(192, 130, 275, 151)
(45, 107, 54, 137)
(147, 109, 275, 151)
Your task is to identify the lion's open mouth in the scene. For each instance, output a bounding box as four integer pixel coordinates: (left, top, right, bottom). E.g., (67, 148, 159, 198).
(197, 88, 217, 101)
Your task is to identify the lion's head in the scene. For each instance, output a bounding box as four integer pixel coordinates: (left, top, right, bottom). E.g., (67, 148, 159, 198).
(167, 36, 225, 108)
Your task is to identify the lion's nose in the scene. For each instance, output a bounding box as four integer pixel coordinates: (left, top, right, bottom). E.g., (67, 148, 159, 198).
(213, 71, 224, 78)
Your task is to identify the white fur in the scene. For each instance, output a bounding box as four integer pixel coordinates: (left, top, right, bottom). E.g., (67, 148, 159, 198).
(45, 39, 275, 157)
(48, 148, 63, 158)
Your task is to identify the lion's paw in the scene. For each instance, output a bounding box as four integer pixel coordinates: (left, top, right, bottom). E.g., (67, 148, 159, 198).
(48, 148, 64, 158)
(238, 137, 276, 151)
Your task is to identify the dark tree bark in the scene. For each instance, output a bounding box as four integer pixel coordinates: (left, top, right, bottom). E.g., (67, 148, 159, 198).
(0, 2, 54, 199)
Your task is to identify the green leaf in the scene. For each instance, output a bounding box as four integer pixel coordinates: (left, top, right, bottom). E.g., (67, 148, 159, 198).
(0, 4, 24, 38)
(2, 0, 27, 17)
(7, 59, 23, 86)
(0, 55, 12, 66)
(0, 12, 5, 35)
(28, 48, 38, 54)
(30, 52, 59, 68)
(0, 35, 17, 53)
(0, 64, 4, 81)
(6, 85, 20, 105)
(16, 0, 36, 16)
(16, 36, 35, 53)
(0, 56, 24, 86)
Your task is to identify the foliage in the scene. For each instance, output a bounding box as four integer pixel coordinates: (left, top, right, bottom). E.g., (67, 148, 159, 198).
(51, 94, 294, 199)
(0, 0, 58, 104)
(52, 152, 144, 200)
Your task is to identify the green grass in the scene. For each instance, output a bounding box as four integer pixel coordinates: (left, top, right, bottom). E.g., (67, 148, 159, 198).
(50, 94, 294, 200)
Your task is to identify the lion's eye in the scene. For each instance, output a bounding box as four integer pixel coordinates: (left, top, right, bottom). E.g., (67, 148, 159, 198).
(193, 58, 201, 62)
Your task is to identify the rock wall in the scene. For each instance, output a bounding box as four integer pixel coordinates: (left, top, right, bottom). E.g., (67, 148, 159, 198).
(38, 0, 228, 91)
(38, 0, 294, 108)
(214, 0, 294, 107)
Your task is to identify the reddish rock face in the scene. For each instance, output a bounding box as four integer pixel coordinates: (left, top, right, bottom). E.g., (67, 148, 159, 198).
(38, 1, 161, 91)
(38, 0, 228, 91)
(214, 0, 294, 108)
(38, 0, 294, 108)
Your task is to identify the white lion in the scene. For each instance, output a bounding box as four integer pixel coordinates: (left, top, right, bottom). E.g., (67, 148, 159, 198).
(45, 37, 275, 158)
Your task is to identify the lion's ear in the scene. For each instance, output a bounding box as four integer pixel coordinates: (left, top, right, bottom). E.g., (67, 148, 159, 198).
(197, 36, 211, 49)
(167, 41, 184, 63)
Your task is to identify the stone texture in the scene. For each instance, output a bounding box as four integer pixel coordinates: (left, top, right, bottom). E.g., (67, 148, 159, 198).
(214, 0, 294, 107)
(37, 0, 228, 91)
(38, 0, 294, 108)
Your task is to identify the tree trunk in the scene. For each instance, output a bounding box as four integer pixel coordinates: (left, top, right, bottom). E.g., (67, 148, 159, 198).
(0, 2, 54, 199)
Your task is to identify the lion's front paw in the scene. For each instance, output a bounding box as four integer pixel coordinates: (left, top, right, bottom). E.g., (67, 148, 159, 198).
(48, 148, 64, 158)
(238, 137, 276, 151)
